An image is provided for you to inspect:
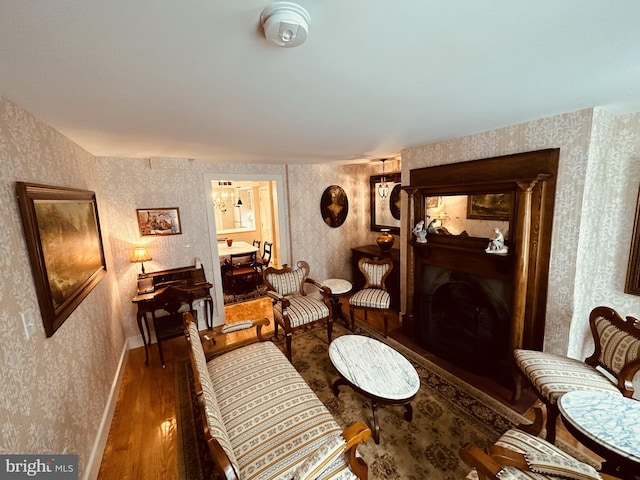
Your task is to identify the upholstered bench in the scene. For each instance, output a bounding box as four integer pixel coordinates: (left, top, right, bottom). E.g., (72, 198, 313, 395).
(183, 312, 371, 480)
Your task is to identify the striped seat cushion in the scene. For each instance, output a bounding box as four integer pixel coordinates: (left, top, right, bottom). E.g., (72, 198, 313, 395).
(274, 295, 329, 328)
(349, 288, 391, 309)
(513, 349, 621, 404)
(208, 341, 350, 480)
(465, 428, 600, 480)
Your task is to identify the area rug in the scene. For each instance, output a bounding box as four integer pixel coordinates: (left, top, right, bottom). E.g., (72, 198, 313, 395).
(176, 321, 528, 480)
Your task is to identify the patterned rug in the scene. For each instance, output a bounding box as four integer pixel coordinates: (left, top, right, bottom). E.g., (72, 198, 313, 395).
(176, 321, 527, 480)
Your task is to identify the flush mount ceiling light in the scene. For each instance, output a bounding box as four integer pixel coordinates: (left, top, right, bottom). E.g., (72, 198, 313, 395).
(260, 2, 310, 48)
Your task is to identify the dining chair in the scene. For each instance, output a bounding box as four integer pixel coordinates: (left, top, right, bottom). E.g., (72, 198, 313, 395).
(263, 260, 332, 361)
(256, 241, 273, 273)
(252, 239, 261, 250)
(513, 305, 640, 443)
(223, 252, 260, 299)
(348, 257, 394, 336)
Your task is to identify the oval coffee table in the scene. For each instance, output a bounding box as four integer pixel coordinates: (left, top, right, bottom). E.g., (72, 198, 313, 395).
(329, 334, 420, 443)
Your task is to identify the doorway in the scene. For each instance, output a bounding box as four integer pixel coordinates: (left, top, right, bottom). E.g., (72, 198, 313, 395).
(203, 173, 289, 326)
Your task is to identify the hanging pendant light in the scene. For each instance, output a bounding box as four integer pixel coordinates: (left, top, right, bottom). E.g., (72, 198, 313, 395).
(378, 159, 390, 198)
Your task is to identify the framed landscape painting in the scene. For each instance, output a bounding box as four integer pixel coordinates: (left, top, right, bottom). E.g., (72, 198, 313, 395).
(16, 182, 107, 337)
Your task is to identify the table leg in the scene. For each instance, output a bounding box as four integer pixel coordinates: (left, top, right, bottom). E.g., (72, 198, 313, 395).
(371, 402, 381, 444)
(136, 311, 149, 365)
(332, 377, 348, 397)
(404, 403, 413, 422)
(330, 296, 350, 328)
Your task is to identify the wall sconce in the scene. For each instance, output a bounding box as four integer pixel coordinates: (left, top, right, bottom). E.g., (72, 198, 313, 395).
(378, 159, 390, 199)
(131, 247, 152, 275)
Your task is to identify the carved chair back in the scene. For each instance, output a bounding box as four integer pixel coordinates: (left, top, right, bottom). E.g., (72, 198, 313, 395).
(585, 305, 640, 396)
(358, 257, 393, 290)
(263, 260, 310, 297)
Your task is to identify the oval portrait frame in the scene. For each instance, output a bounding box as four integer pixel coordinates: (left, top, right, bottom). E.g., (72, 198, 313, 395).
(320, 185, 349, 228)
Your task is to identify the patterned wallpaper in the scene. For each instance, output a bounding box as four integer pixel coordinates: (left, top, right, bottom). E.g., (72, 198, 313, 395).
(3, 92, 639, 477)
(0, 97, 125, 477)
(402, 109, 640, 360)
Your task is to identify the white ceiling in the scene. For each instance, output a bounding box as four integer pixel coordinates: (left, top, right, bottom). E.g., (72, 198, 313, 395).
(1, 1, 639, 165)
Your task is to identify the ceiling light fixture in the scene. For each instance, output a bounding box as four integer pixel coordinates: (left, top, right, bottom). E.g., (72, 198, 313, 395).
(378, 159, 390, 199)
(260, 2, 310, 48)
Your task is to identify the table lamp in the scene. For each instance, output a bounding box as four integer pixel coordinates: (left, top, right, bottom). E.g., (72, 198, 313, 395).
(131, 247, 152, 275)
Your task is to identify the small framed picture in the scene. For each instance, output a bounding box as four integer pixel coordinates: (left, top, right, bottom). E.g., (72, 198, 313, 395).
(137, 208, 182, 236)
(467, 193, 512, 220)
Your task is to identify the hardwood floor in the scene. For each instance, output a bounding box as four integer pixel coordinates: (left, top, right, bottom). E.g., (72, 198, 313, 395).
(97, 297, 600, 479)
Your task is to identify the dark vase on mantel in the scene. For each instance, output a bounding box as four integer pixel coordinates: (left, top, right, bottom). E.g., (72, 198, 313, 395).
(376, 229, 395, 253)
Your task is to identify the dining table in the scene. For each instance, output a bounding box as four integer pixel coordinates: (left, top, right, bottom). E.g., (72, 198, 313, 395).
(217, 241, 259, 261)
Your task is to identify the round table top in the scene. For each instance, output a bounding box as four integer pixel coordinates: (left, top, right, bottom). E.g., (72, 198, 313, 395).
(322, 278, 352, 295)
(329, 335, 420, 401)
(558, 390, 640, 464)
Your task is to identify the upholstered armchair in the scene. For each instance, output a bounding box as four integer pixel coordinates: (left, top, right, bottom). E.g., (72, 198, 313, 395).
(263, 261, 333, 361)
(460, 428, 618, 480)
(513, 305, 640, 443)
(349, 257, 394, 336)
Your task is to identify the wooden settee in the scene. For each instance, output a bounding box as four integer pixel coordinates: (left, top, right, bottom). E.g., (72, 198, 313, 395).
(183, 312, 371, 480)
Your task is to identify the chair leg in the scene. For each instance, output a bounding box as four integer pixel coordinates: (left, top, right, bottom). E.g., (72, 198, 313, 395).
(349, 305, 355, 330)
(327, 317, 333, 344)
(285, 333, 293, 362)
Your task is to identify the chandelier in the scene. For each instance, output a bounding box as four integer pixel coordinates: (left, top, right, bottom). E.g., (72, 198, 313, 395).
(378, 159, 390, 198)
(213, 181, 234, 213)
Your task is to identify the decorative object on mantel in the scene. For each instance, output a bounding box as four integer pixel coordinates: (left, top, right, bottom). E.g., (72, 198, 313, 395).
(320, 185, 348, 227)
(485, 227, 508, 255)
(131, 247, 152, 275)
(413, 220, 427, 243)
(376, 228, 395, 252)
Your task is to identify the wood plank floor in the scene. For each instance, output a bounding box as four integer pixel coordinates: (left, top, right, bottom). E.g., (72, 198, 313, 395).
(97, 298, 598, 479)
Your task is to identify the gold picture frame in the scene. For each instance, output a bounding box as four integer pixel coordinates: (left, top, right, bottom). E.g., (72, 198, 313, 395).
(16, 182, 107, 337)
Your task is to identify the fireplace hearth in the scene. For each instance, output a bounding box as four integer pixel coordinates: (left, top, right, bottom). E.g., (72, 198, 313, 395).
(418, 267, 511, 375)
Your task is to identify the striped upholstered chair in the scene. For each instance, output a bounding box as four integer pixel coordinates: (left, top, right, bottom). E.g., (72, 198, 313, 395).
(513, 305, 640, 443)
(460, 428, 617, 480)
(349, 257, 394, 336)
(263, 261, 332, 361)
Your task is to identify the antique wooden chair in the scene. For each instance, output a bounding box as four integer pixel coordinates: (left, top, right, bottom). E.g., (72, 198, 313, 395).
(460, 428, 619, 480)
(513, 305, 640, 443)
(348, 257, 394, 336)
(255, 241, 273, 274)
(223, 252, 260, 299)
(263, 260, 332, 361)
(151, 286, 194, 367)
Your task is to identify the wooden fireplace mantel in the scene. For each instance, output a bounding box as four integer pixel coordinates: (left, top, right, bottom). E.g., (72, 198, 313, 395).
(403, 149, 559, 355)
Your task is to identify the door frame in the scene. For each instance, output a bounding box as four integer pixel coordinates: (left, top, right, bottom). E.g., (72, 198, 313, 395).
(203, 173, 290, 326)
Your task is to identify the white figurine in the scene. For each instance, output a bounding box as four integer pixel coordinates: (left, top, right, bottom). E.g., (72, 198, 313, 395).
(485, 227, 508, 254)
(413, 220, 428, 243)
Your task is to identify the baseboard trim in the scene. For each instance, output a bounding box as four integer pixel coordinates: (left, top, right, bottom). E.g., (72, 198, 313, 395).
(83, 339, 130, 480)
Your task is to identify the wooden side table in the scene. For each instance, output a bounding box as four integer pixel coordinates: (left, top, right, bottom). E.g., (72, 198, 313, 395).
(558, 390, 640, 478)
(321, 278, 353, 329)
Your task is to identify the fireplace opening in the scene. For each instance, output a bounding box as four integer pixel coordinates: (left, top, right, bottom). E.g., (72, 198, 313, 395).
(418, 267, 511, 376)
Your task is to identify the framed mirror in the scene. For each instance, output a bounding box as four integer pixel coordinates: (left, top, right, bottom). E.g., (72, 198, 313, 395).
(625, 185, 640, 295)
(370, 172, 401, 234)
